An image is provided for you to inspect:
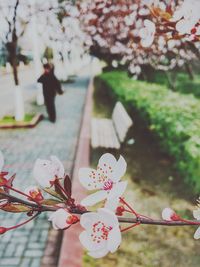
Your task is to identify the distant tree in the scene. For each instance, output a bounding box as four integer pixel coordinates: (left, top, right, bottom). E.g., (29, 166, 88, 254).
(0, 0, 30, 85)
(77, 0, 200, 79)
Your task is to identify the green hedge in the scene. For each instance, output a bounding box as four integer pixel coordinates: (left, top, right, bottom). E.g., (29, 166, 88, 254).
(152, 71, 200, 99)
(95, 71, 200, 192)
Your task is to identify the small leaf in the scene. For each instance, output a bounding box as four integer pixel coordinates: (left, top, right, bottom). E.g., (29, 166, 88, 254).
(6, 174, 16, 187)
(4, 174, 16, 193)
(41, 199, 62, 206)
(150, 7, 172, 20)
(0, 172, 8, 186)
(1, 203, 31, 213)
(0, 177, 7, 186)
(64, 175, 72, 197)
(54, 179, 68, 200)
(44, 188, 65, 201)
(0, 188, 6, 200)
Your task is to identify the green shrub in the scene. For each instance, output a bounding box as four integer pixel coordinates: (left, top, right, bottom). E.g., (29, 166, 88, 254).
(95, 71, 200, 192)
(152, 71, 200, 98)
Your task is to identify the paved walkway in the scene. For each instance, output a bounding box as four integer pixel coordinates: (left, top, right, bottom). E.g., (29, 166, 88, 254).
(0, 73, 89, 267)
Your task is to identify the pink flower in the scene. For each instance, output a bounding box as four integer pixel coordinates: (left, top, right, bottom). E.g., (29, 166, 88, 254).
(48, 209, 78, 230)
(193, 209, 200, 239)
(33, 156, 65, 188)
(79, 208, 121, 258)
(79, 153, 127, 210)
(24, 186, 44, 202)
(139, 19, 155, 47)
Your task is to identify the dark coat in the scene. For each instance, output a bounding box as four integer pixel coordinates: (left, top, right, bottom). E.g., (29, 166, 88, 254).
(37, 72, 63, 102)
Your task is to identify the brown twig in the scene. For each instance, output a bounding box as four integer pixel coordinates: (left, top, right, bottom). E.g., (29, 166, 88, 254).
(1, 192, 200, 226)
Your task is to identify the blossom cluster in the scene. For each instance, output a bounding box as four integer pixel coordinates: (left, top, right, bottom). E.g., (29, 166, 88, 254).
(77, 0, 199, 76)
(1, 151, 200, 259)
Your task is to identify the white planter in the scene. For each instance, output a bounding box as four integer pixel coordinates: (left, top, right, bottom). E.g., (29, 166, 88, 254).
(14, 85, 25, 121)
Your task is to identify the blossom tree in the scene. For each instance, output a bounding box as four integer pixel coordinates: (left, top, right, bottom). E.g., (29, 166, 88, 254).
(36, 1, 88, 80)
(77, 0, 200, 80)
(0, 0, 31, 120)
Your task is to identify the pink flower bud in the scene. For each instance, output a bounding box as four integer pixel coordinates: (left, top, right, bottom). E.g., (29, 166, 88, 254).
(162, 208, 180, 221)
(25, 186, 44, 202)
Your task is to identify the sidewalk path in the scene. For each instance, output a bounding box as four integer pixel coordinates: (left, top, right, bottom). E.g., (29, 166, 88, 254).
(0, 73, 89, 267)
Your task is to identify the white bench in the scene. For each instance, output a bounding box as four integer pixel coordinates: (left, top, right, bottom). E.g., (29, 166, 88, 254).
(91, 102, 133, 149)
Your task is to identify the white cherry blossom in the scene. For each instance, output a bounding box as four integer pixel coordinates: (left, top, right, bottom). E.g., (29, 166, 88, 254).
(79, 153, 127, 209)
(48, 209, 75, 230)
(162, 208, 177, 221)
(173, 0, 200, 34)
(79, 208, 121, 258)
(193, 208, 200, 239)
(33, 156, 65, 188)
(139, 19, 155, 47)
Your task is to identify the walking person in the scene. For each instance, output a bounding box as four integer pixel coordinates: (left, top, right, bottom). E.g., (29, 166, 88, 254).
(37, 63, 63, 122)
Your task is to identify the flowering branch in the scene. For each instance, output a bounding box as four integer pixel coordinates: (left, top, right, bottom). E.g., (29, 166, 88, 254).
(1, 189, 200, 226)
(1, 151, 200, 258)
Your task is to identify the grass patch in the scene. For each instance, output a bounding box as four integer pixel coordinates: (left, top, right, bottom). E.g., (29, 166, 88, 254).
(0, 114, 35, 124)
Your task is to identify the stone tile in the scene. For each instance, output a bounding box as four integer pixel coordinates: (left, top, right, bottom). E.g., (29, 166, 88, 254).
(20, 258, 32, 267)
(0, 258, 21, 266)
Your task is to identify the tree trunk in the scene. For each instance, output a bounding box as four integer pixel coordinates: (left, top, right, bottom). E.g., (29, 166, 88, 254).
(6, 41, 25, 121)
(12, 56, 19, 85)
(165, 71, 177, 90)
(185, 63, 194, 80)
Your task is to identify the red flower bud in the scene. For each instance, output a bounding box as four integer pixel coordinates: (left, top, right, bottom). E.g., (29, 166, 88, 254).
(66, 215, 79, 224)
(0, 227, 7, 235)
(116, 206, 125, 216)
(191, 27, 197, 35)
(171, 213, 181, 221)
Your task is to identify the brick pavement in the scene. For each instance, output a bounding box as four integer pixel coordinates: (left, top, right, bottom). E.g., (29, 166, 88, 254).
(0, 74, 89, 267)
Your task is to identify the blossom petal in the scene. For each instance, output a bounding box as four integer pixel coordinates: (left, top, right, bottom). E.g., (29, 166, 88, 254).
(48, 209, 71, 229)
(79, 231, 106, 251)
(80, 212, 99, 229)
(33, 159, 53, 188)
(193, 209, 200, 220)
(194, 227, 200, 239)
(78, 168, 102, 190)
(81, 190, 107, 206)
(0, 151, 4, 172)
(162, 208, 175, 221)
(110, 156, 127, 182)
(108, 181, 127, 200)
(88, 247, 109, 258)
(141, 36, 154, 48)
(98, 153, 117, 170)
(107, 227, 121, 253)
(144, 19, 155, 32)
(50, 156, 65, 178)
(98, 208, 119, 227)
(105, 197, 119, 211)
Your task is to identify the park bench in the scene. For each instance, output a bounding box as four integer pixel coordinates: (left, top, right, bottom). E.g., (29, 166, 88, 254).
(91, 101, 133, 149)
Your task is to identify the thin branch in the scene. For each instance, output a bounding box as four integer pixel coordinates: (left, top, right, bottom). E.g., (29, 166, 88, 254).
(1, 192, 200, 227)
(0, 192, 57, 212)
